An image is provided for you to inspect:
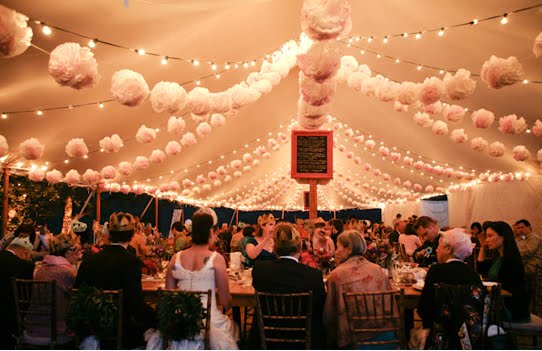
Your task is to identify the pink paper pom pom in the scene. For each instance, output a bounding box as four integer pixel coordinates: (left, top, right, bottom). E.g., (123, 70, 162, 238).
(0, 135, 8, 157)
(133, 156, 150, 170)
(182, 179, 194, 188)
(443, 105, 465, 123)
(262, 152, 271, 159)
(28, 169, 45, 182)
(165, 141, 182, 156)
(443, 168, 454, 178)
(82, 169, 102, 184)
(230, 160, 242, 169)
(413, 112, 434, 128)
(479, 173, 489, 182)
(111, 69, 149, 107)
(181, 132, 197, 147)
(534, 32, 542, 58)
(207, 171, 218, 181)
(402, 156, 413, 166)
(413, 184, 422, 192)
(213, 180, 222, 187)
(394, 100, 408, 112)
(46, 170, 63, 184)
(147, 186, 158, 195)
(512, 145, 530, 161)
(361, 183, 369, 190)
(99, 134, 123, 153)
(363, 163, 372, 172)
(373, 169, 381, 177)
(170, 181, 180, 191)
(167, 116, 186, 136)
(376, 81, 399, 102)
(378, 146, 390, 157)
(150, 81, 187, 114)
(277, 132, 288, 143)
(414, 161, 424, 170)
(224, 175, 233, 182)
(301, 0, 351, 40)
(432, 120, 448, 136)
(481, 55, 524, 89)
(502, 173, 514, 183)
(121, 185, 131, 194)
(252, 159, 261, 167)
(196, 175, 206, 184)
(187, 87, 213, 116)
(346, 152, 354, 159)
(419, 77, 444, 105)
(19, 138, 44, 160)
(337, 145, 345, 152)
(242, 153, 253, 163)
(217, 166, 227, 176)
(118, 161, 133, 176)
(230, 84, 261, 109)
(109, 183, 121, 192)
(353, 156, 361, 165)
(299, 74, 337, 105)
(181, 189, 190, 196)
(471, 109, 495, 129)
(160, 183, 170, 192)
(243, 165, 251, 173)
(390, 152, 401, 162)
(64, 170, 81, 185)
(382, 173, 391, 181)
(433, 166, 444, 175)
(133, 186, 144, 195)
(101, 166, 116, 180)
(393, 178, 402, 186)
(450, 129, 468, 143)
(234, 171, 242, 178)
(49, 42, 99, 89)
(498, 114, 527, 134)
(443, 69, 476, 100)
(397, 82, 420, 105)
(65, 138, 89, 158)
(425, 185, 434, 193)
(0, 5, 32, 58)
(196, 122, 212, 138)
(136, 125, 157, 144)
(421, 101, 442, 115)
(533, 120, 542, 137)
(210, 114, 226, 128)
(353, 135, 364, 144)
(470, 137, 488, 152)
(403, 181, 412, 188)
(149, 149, 166, 163)
(488, 142, 505, 157)
(268, 139, 278, 148)
(435, 187, 445, 193)
(343, 128, 354, 138)
(297, 41, 341, 81)
(365, 140, 376, 150)
(537, 149, 542, 162)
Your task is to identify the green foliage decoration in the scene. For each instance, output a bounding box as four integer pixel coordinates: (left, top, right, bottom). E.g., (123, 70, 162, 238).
(157, 290, 207, 341)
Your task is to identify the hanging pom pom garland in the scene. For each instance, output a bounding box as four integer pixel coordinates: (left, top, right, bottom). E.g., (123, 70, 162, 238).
(19, 138, 44, 160)
(111, 69, 149, 106)
(0, 5, 32, 58)
(48, 42, 99, 89)
(150, 81, 187, 114)
(480, 56, 523, 89)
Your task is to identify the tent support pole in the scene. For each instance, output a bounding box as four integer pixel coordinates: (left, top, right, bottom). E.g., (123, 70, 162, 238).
(96, 186, 101, 224)
(155, 196, 159, 229)
(309, 179, 317, 220)
(2, 166, 9, 238)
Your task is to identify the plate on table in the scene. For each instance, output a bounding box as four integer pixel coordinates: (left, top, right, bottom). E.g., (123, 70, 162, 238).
(412, 281, 425, 291)
(482, 281, 498, 287)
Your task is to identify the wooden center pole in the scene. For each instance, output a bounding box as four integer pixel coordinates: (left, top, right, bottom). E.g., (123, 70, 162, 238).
(309, 179, 318, 220)
(96, 186, 101, 224)
(2, 166, 9, 238)
(155, 196, 159, 229)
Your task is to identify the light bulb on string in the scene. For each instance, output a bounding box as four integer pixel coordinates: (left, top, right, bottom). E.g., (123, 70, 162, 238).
(192, 59, 200, 66)
(500, 14, 508, 24)
(42, 25, 52, 35)
(211, 63, 217, 70)
(438, 28, 445, 37)
(36, 110, 43, 116)
(137, 49, 145, 55)
(161, 57, 168, 65)
(88, 39, 96, 48)
(98, 102, 104, 109)
(1, 113, 7, 119)
(415, 32, 422, 40)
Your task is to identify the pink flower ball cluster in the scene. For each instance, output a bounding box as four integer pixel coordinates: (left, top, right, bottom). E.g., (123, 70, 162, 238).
(111, 69, 149, 107)
(49, 42, 99, 89)
(481, 55, 523, 89)
(65, 138, 88, 158)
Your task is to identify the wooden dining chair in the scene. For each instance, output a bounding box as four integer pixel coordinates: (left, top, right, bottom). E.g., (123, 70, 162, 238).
(343, 289, 406, 349)
(255, 291, 313, 349)
(399, 243, 411, 262)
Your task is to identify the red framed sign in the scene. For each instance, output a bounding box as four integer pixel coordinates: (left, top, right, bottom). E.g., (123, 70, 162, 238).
(291, 130, 333, 179)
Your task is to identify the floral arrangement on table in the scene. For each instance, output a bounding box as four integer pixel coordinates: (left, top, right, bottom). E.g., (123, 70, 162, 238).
(151, 236, 174, 261)
(300, 239, 335, 273)
(142, 258, 159, 276)
(365, 239, 396, 268)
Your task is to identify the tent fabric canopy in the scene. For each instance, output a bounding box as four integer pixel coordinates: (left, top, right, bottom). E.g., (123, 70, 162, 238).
(1, 0, 541, 229)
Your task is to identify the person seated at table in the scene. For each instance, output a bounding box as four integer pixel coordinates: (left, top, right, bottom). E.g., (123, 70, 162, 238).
(75, 212, 156, 349)
(171, 221, 190, 252)
(417, 228, 483, 349)
(165, 209, 238, 349)
(312, 217, 335, 269)
(412, 216, 441, 267)
(252, 222, 326, 349)
(25, 233, 82, 345)
(242, 214, 277, 268)
(130, 222, 148, 258)
(477, 221, 530, 322)
(323, 230, 392, 349)
(398, 223, 422, 256)
(230, 222, 246, 252)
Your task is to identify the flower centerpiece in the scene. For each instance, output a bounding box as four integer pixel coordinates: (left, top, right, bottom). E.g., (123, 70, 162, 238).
(365, 239, 396, 268)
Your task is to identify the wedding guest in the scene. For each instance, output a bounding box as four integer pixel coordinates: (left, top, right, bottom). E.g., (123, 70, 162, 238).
(165, 210, 238, 349)
(388, 219, 405, 244)
(477, 221, 530, 322)
(513, 219, 541, 278)
(470, 222, 482, 248)
(230, 222, 246, 252)
(171, 222, 190, 252)
(0, 222, 36, 251)
(252, 222, 325, 348)
(242, 214, 277, 267)
(76, 212, 155, 349)
(413, 216, 440, 267)
(323, 231, 392, 349)
(328, 218, 344, 246)
(130, 222, 148, 258)
(312, 217, 335, 263)
(399, 223, 422, 256)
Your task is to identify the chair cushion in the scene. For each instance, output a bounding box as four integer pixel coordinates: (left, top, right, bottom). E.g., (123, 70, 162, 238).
(508, 314, 542, 332)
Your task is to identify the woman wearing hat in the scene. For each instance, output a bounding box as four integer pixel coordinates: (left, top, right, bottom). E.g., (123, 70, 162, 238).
(25, 234, 81, 344)
(242, 214, 277, 268)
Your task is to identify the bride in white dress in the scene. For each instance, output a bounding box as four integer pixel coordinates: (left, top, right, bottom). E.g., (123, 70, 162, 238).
(165, 209, 238, 350)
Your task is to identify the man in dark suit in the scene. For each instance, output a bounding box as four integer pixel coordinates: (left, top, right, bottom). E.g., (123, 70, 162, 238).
(413, 216, 441, 267)
(252, 222, 326, 349)
(76, 212, 155, 349)
(388, 219, 405, 244)
(0, 238, 35, 349)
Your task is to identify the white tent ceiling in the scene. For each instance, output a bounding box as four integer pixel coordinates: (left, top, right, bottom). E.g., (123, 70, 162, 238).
(1, 0, 541, 212)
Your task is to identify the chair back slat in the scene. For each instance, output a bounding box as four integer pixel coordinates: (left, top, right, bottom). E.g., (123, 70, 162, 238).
(343, 289, 405, 349)
(255, 291, 313, 349)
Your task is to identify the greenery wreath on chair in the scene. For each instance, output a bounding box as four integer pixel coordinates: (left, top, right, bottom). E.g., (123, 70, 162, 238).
(157, 290, 207, 341)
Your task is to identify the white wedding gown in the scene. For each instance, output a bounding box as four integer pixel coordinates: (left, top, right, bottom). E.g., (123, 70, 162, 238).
(171, 251, 239, 350)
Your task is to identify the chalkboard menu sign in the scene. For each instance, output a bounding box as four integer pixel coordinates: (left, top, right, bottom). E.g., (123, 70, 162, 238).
(291, 130, 333, 179)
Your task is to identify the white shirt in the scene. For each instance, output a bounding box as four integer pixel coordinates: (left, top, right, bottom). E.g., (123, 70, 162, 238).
(279, 255, 299, 263)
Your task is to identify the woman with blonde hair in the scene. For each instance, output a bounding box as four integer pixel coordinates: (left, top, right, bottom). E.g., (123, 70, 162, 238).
(242, 213, 277, 267)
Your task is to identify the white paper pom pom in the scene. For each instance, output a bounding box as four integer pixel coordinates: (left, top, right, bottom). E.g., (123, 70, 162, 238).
(301, 0, 351, 40)
(196, 122, 212, 138)
(403, 180, 412, 188)
(187, 87, 213, 116)
(450, 129, 468, 143)
(382, 173, 391, 181)
(512, 145, 530, 161)
(297, 41, 341, 81)
(196, 174, 206, 184)
(134, 156, 150, 170)
(108, 183, 120, 192)
(498, 114, 528, 135)
(243, 165, 251, 173)
(252, 159, 261, 167)
(200, 184, 210, 192)
(241, 153, 253, 164)
(0, 5, 32, 58)
(538, 149, 542, 163)
(413, 112, 434, 128)
(413, 184, 422, 192)
(214, 166, 226, 177)
(444, 69, 476, 100)
(99, 134, 123, 153)
(534, 32, 542, 58)
(390, 152, 401, 162)
(481, 55, 524, 89)
(432, 120, 448, 135)
(46, 169, 63, 184)
(470, 137, 488, 152)
(229, 84, 262, 109)
(149, 149, 166, 163)
(65, 138, 89, 158)
(213, 180, 222, 187)
(181, 132, 197, 147)
(533, 120, 542, 138)
(120, 185, 131, 194)
(82, 169, 101, 184)
(234, 171, 242, 178)
(225, 175, 233, 183)
(252, 79, 273, 94)
(262, 152, 271, 159)
(64, 169, 81, 185)
(48, 42, 99, 89)
(376, 81, 399, 102)
(361, 76, 385, 97)
(111, 69, 149, 106)
(421, 101, 443, 115)
(414, 161, 424, 170)
(210, 114, 226, 128)
(230, 160, 242, 169)
(394, 100, 408, 112)
(0, 135, 8, 157)
(165, 141, 182, 156)
(136, 125, 156, 144)
(19, 138, 44, 160)
(397, 82, 420, 105)
(378, 146, 389, 157)
(419, 77, 444, 105)
(101, 166, 116, 180)
(182, 179, 194, 188)
(443, 105, 465, 123)
(471, 109, 495, 129)
(425, 185, 434, 193)
(299, 73, 337, 105)
(150, 81, 187, 114)
(488, 142, 505, 157)
(403, 156, 413, 166)
(28, 168, 45, 182)
(118, 161, 133, 176)
(365, 140, 376, 150)
(363, 163, 372, 172)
